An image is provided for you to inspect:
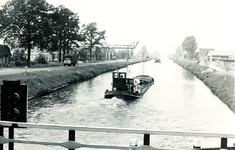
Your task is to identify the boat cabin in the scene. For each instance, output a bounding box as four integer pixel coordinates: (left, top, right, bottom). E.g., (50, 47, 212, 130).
(112, 72, 133, 91)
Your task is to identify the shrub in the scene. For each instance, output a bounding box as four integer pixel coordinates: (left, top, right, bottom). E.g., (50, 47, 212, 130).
(35, 54, 48, 64)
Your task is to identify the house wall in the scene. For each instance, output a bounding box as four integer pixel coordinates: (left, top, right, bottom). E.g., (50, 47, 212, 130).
(0, 45, 11, 67)
(0, 57, 10, 67)
(31, 50, 53, 62)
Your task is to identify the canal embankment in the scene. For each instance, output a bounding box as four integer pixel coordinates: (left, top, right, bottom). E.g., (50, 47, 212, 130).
(0, 59, 144, 100)
(1, 58, 234, 113)
(171, 57, 235, 112)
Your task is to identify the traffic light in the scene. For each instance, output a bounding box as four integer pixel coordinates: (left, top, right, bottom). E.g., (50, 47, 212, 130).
(1, 80, 28, 122)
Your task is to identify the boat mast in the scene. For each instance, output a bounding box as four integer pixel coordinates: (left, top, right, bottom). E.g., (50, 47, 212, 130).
(126, 47, 129, 74)
(142, 51, 144, 75)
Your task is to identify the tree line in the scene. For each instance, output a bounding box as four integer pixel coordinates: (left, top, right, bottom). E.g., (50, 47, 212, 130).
(0, 0, 106, 66)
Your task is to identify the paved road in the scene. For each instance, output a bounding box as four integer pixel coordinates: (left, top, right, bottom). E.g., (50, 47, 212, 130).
(0, 59, 131, 75)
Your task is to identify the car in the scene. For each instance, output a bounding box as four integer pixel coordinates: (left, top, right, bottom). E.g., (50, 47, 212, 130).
(64, 58, 72, 66)
(154, 58, 161, 63)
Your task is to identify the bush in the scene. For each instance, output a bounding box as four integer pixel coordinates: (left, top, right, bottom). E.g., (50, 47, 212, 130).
(15, 61, 27, 66)
(30, 61, 37, 65)
(35, 54, 48, 64)
(13, 49, 27, 66)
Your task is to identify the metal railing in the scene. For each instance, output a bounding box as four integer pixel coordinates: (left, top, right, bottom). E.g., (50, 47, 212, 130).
(0, 120, 235, 150)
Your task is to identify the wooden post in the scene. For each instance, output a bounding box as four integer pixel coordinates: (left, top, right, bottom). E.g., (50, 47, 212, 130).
(221, 137, 227, 148)
(9, 127, 14, 150)
(0, 126, 3, 150)
(68, 130, 75, 150)
(143, 134, 150, 145)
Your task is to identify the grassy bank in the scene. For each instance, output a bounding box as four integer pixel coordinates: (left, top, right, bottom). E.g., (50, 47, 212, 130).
(172, 57, 235, 112)
(0, 60, 142, 100)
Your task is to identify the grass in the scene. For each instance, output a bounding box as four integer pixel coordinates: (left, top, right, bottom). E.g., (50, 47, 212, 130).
(173, 58, 235, 112)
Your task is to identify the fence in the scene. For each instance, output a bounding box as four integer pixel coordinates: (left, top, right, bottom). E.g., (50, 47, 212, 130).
(0, 120, 235, 150)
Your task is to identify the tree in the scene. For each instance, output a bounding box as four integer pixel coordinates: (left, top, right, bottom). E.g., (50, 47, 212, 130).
(175, 46, 182, 58)
(136, 45, 148, 58)
(80, 22, 106, 60)
(49, 5, 82, 62)
(0, 0, 53, 66)
(181, 36, 198, 60)
(12, 49, 27, 62)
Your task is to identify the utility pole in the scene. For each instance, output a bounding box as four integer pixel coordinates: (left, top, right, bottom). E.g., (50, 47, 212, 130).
(126, 47, 129, 63)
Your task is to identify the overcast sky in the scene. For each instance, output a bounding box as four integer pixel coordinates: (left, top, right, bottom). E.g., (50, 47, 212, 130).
(1, 0, 235, 54)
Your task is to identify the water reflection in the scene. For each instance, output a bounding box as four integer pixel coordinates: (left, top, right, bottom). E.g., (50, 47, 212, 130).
(182, 69, 195, 81)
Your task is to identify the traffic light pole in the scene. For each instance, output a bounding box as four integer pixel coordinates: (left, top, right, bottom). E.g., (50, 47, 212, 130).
(9, 126, 14, 150)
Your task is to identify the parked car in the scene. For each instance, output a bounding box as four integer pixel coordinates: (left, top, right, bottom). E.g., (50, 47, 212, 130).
(64, 58, 72, 66)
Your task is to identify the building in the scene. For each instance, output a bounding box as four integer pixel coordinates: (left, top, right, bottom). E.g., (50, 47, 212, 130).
(30, 48, 53, 62)
(199, 48, 214, 61)
(205, 50, 235, 71)
(206, 51, 235, 63)
(76, 46, 116, 61)
(105, 47, 116, 59)
(26, 45, 117, 63)
(0, 45, 11, 67)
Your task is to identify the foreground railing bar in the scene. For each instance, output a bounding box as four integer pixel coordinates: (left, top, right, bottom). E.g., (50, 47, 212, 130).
(0, 121, 235, 138)
(0, 136, 131, 149)
(1, 136, 235, 150)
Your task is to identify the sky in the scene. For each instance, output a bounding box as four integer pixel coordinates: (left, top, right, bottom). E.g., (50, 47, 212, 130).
(0, 0, 235, 54)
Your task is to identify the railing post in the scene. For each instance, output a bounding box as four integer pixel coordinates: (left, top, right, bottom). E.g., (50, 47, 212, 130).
(68, 130, 75, 150)
(0, 126, 3, 150)
(143, 134, 150, 145)
(221, 137, 227, 148)
(9, 127, 14, 150)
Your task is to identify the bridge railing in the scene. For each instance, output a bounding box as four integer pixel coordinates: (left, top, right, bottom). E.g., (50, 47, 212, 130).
(0, 120, 235, 150)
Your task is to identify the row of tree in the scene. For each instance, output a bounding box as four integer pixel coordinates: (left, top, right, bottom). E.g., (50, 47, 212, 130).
(0, 0, 106, 66)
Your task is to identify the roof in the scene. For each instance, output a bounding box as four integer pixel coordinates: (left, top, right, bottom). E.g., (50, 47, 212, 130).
(207, 51, 235, 60)
(207, 51, 235, 56)
(199, 48, 214, 51)
(200, 48, 214, 55)
(199, 49, 214, 59)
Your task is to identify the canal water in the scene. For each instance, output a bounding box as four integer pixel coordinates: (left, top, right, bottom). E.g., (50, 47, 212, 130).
(10, 57, 235, 149)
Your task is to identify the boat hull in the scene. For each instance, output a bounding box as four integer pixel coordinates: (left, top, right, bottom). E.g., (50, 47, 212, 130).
(105, 90, 142, 100)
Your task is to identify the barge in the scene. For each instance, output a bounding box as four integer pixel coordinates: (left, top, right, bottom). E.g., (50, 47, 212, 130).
(104, 71, 154, 100)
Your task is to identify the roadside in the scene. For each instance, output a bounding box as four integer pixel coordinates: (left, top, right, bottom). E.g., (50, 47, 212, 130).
(0, 59, 129, 75)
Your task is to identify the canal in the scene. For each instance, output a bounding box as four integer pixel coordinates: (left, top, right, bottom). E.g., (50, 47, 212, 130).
(11, 57, 235, 149)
